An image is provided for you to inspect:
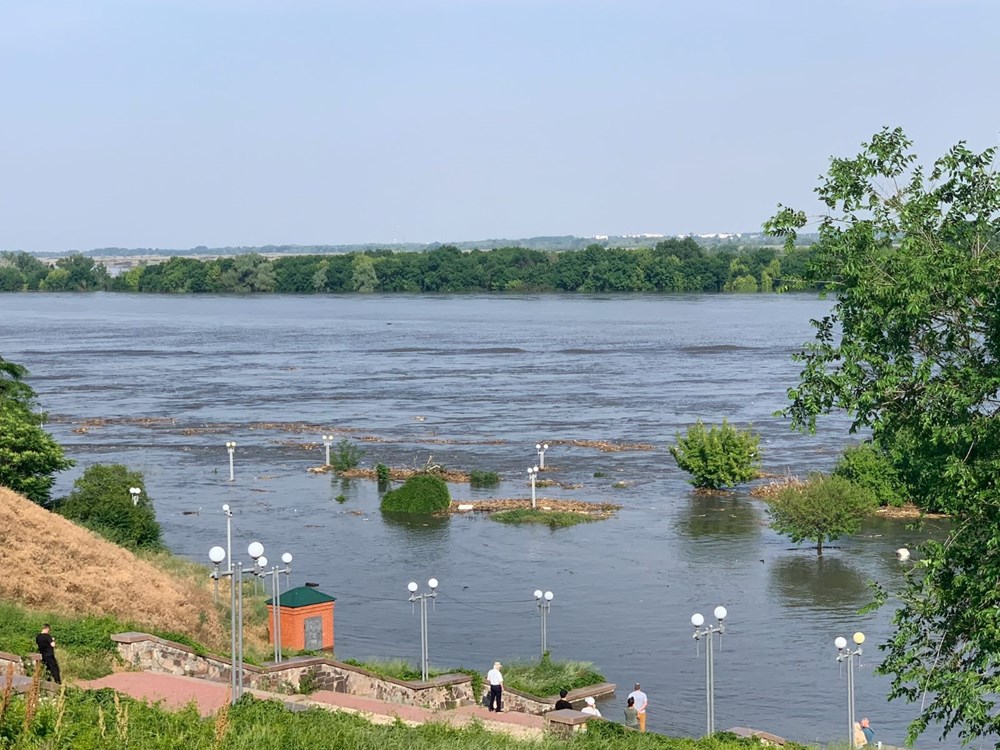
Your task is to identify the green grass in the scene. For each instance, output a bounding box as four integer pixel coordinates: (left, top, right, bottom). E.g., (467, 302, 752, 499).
(502, 654, 605, 697)
(490, 509, 602, 529)
(3, 689, 806, 750)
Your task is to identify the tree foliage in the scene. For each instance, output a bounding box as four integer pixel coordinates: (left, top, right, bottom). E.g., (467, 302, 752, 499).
(57, 464, 162, 549)
(766, 474, 876, 555)
(0, 355, 72, 505)
(380, 474, 451, 513)
(832, 442, 907, 508)
(1, 242, 826, 296)
(668, 419, 761, 489)
(765, 127, 1000, 744)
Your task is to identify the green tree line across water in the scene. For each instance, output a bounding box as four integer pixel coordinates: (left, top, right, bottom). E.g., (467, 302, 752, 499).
(0, 239, 819, 294)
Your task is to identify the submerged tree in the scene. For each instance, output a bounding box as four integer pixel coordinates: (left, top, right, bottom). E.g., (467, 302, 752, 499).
(765, 127, 1000, 745)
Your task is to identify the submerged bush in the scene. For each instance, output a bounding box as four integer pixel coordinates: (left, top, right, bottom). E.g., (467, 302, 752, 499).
(832, 442, 907, 507)
(469, 470, 500, 487)
(331, 439, 363, 471)
(669, 419, 761, 489)
(766, 473, 877, 555)
(380, 474, 450, 513)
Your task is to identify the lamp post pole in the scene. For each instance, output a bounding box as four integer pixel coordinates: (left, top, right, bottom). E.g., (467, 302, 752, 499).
(129, 487, 141, 506)
(533, 589, 554, 657)
(691, 605, 728, 736)
(209, 547, 244, 704)
(223, 504, 233, 574)
(257, 552, 294, 663)
(527, 466, 539, 509)
(322, 434, 334, 467)
(836, 632, 865, 748)
(226, 441, 237, 482)
(535, 443, 549, 470)
(407, 578, 439, 681)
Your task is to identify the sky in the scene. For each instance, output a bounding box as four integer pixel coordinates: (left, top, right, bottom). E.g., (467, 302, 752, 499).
(2, 0, 999, 253)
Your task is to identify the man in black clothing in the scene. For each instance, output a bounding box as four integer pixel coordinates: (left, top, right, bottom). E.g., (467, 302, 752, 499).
(35, 624, 61, 684)
(554, 689, 573, 710)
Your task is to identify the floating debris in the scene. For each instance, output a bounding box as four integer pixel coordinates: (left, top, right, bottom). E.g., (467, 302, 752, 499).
(550, 439, 656, 452)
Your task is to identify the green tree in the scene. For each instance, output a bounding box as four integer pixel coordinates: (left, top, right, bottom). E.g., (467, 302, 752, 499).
(350, 254, 378, 293)
(0, 264, 25, 291)
(766, 474, 876, 555)
(330, 439, 363, 471)
(668, 419, 761, 489)
(765, 127, 1000, 744)
(57, 464, 162, 549)
(0, 356, 73, 505)
(832, 442, 907, 508)
(0, 404, 73, 505)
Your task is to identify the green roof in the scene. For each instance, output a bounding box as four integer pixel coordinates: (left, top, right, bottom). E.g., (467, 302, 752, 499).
(266, 586, 336, 608)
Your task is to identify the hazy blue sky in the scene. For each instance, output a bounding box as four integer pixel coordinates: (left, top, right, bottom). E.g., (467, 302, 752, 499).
(2, 0, 998, 252)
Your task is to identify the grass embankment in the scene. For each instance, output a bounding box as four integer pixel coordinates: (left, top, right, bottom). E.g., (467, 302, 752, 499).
(0, 487, 276, 675)
(2, 688, 796, 750)
(344, 655, 603, 699)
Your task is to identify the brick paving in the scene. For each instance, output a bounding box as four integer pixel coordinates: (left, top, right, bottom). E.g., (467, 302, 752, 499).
(78, 672, 547, 737)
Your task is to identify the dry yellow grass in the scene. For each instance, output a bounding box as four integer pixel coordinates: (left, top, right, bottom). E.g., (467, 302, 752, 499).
(0, 487, 224, 645)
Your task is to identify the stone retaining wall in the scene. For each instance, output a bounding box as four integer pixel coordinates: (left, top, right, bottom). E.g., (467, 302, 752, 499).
(0, 651, 25, 676)
(112, 633, 473, 710)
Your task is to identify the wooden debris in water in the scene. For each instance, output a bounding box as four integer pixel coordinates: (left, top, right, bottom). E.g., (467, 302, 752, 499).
(550, 439, 656, 452)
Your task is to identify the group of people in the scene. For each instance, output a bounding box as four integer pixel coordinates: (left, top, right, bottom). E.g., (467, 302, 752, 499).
(485, 664, 648, 731)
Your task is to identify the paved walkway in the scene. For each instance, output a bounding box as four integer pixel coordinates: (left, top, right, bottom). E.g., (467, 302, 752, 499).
(79, 672, 546, 738)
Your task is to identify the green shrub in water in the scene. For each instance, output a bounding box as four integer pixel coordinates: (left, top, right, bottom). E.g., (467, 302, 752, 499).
(669, 418, 761, 489)
(469, 470, 500, 487)
(380, 474, 450, 513)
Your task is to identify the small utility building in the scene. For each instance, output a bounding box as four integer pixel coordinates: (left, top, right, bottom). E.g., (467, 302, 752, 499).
(266, 586, 336, 653)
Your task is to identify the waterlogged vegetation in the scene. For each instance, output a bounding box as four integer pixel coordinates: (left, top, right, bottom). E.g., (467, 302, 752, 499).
(502, 654, 605, 698)
(379, 475, 451, 513)
(469, 470, 501, 488)
(669, 420, 761, 490)
(490, 509, 603, 529)
(1, 686, 796, 750)
(0, 239, 819, 294)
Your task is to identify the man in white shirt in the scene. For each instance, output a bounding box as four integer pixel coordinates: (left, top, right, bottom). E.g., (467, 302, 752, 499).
(627, 683, 648, 732)
(486, 661, 504, 712)
(581, 696, 602, 717)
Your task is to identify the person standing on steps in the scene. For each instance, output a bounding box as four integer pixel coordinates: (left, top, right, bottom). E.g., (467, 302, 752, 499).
(35, 624, 61, 684)
(487, 661, 504, 712)
(627, 682, 648, 732)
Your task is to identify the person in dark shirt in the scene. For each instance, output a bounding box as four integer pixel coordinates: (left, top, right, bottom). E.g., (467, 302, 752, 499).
(35, 624, 61, 684)
(554, 689, 573, 710)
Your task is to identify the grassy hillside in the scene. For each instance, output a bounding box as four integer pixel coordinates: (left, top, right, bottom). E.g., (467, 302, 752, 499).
(0, 487, 223, 647)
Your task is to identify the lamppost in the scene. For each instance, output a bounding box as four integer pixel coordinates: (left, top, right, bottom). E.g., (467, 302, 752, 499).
(222, 504, 233, 573)
(533, 589, 554, 657)
(535, 443, 549, 469)
(129, 487, 141, 506)
(836, 631, 865, 748)
(527, 466, 539, 509)
(691, 605, 728, 736)
(407, 578, 439, 681)
(225, 441, 237, 481)
(322, 434, 334, 466)
(209, 545, 244, 704)
(254, 548, 293, 663)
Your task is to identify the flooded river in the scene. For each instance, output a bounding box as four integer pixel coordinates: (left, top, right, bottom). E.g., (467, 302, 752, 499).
(1, 293, 955, 746)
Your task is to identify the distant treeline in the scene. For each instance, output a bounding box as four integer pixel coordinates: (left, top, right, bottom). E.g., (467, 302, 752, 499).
(0, 239, 819, 294)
